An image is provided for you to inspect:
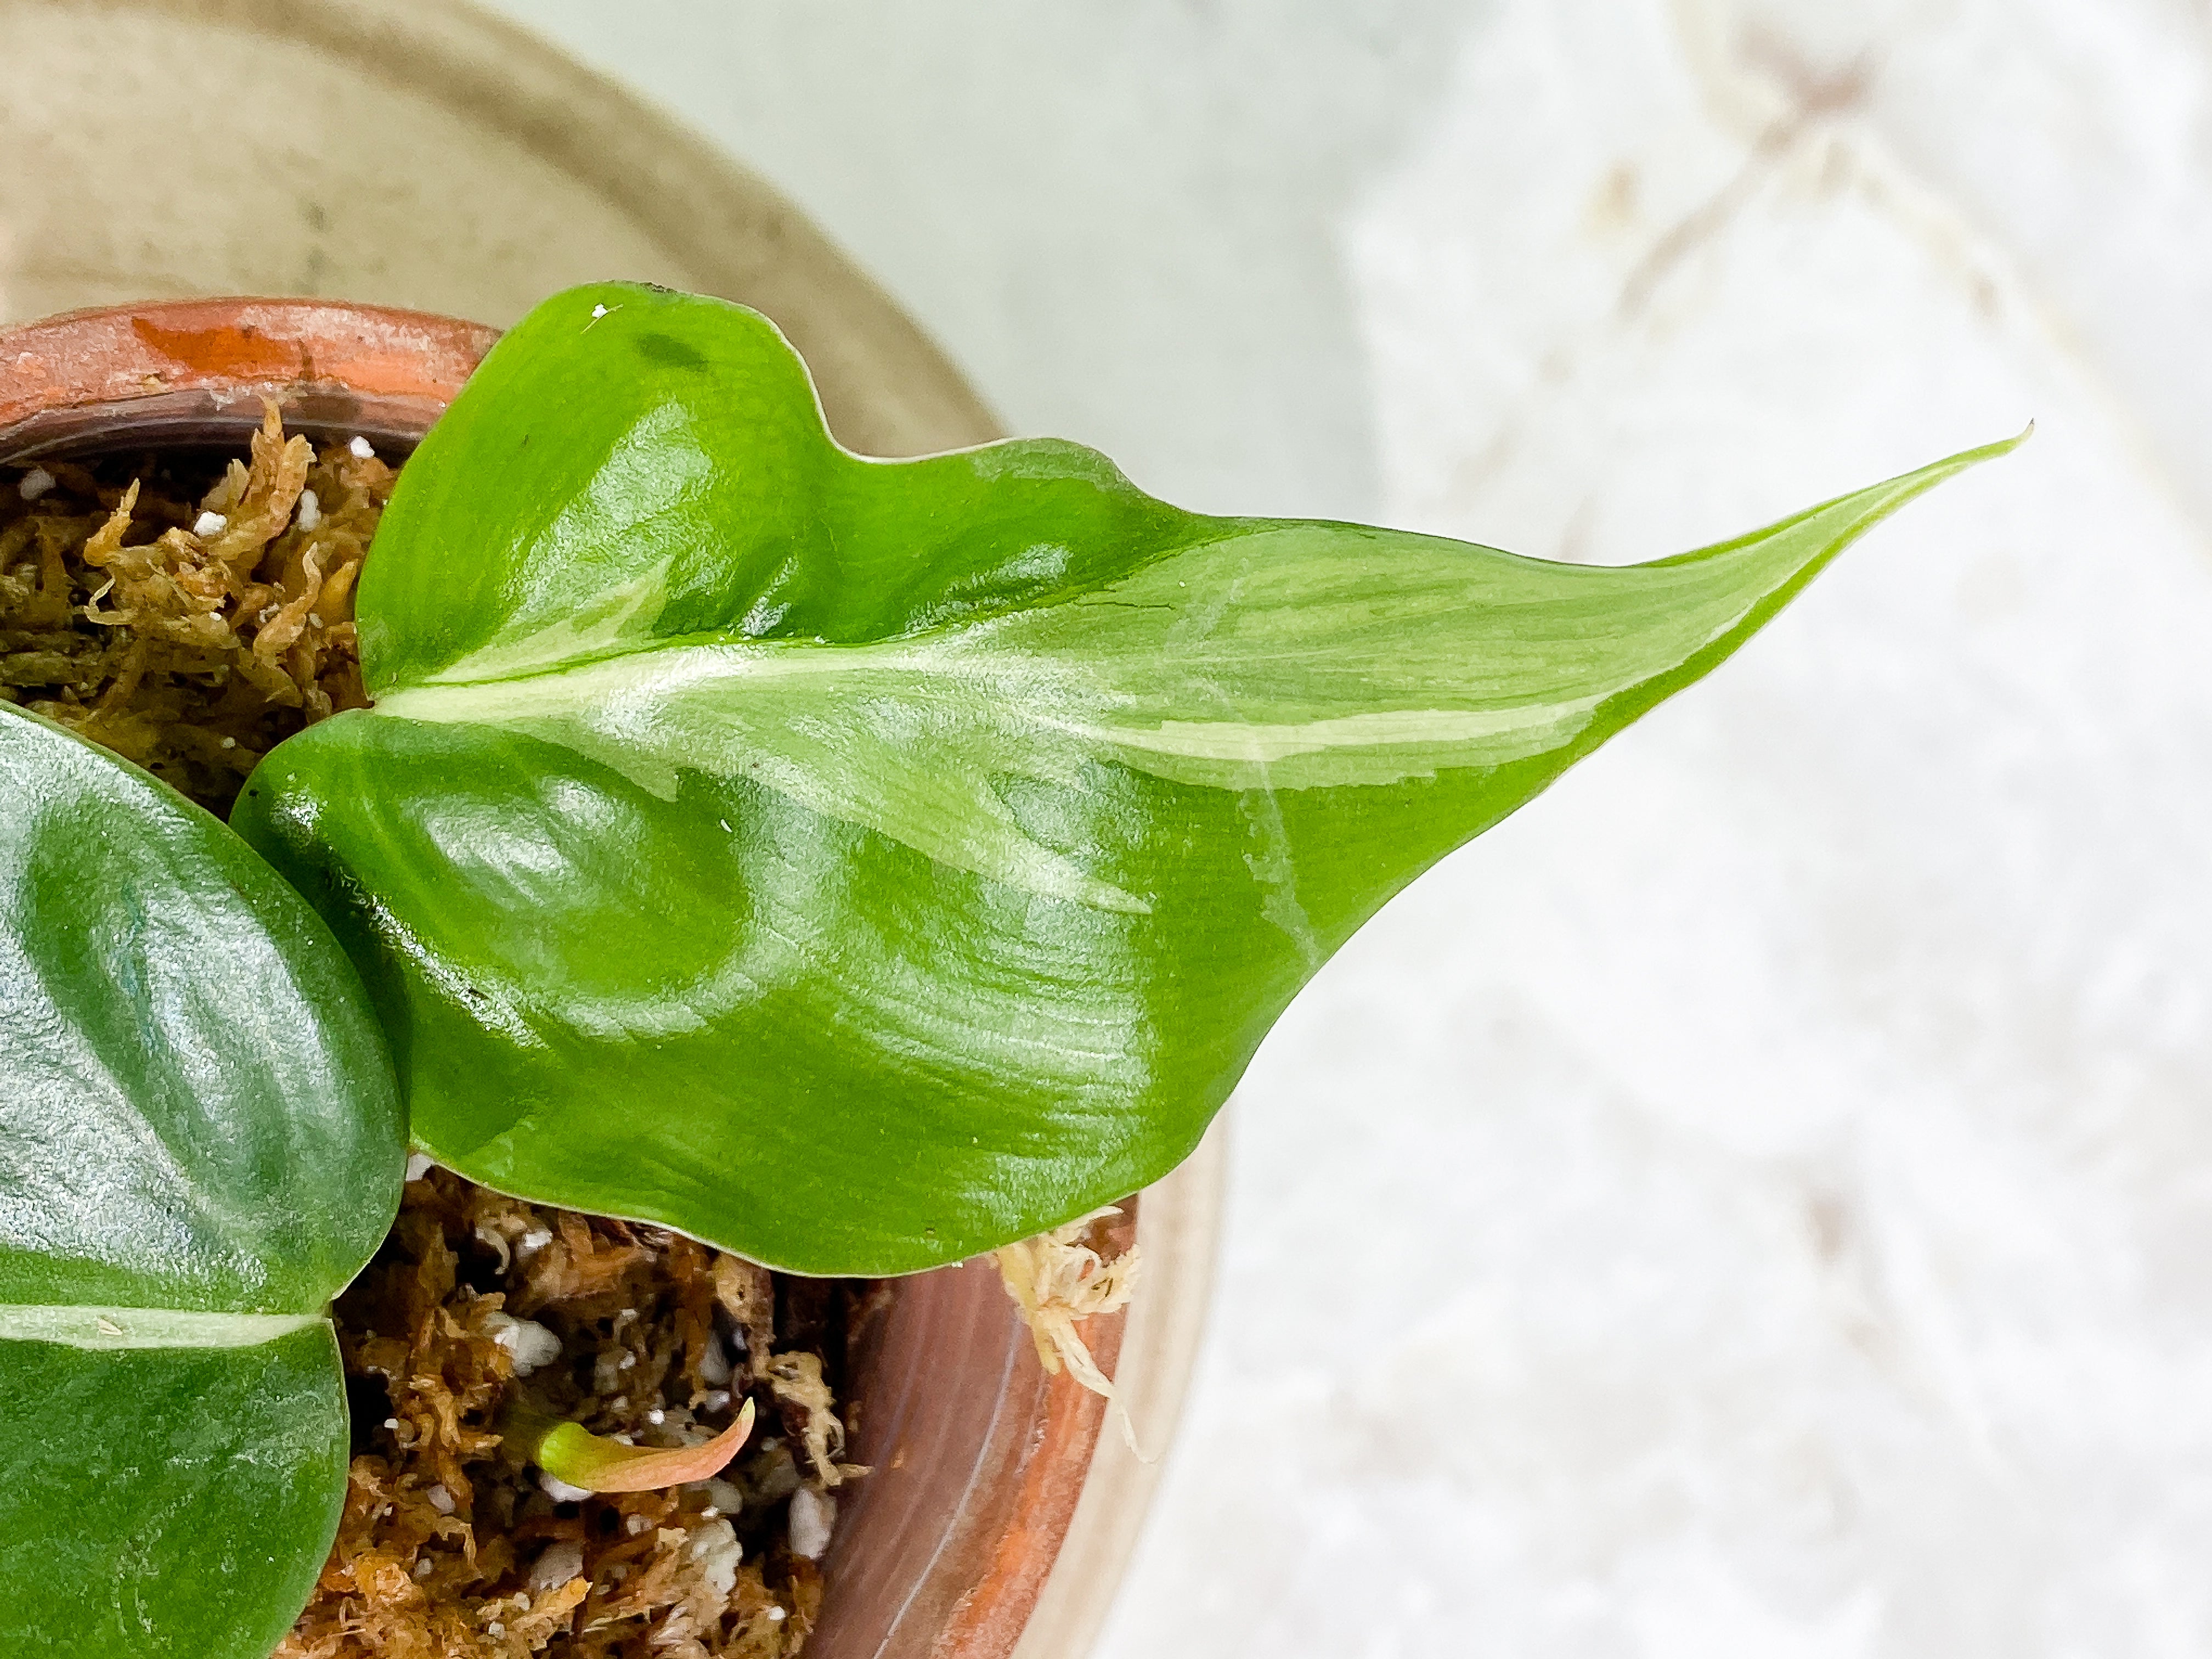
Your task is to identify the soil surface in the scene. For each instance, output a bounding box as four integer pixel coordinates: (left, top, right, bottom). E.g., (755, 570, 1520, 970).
(281, 1165, 870, 1658)
(1, 410, 381, 812)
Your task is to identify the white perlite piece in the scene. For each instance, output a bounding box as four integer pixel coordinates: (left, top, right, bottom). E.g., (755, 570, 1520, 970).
(787, 1488, 835, 1561)
(425, 1484, 455, 1516)
(348, 436, 375, 459)
(527, 1540, 586, 1593)
(296, 488, 321, 532)
(484, 1312, 562, 1375)
(683, 1518, 743, 1598)
(538, 1471, 592, 1504)
(695, 1333, 731, 1385)
(404, 1153, 435, 1183)
(192, 511, 228, 538)
(15, 467, 54, 501)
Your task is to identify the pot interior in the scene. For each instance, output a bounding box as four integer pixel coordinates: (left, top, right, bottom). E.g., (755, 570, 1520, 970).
(0, 392, 439, 468)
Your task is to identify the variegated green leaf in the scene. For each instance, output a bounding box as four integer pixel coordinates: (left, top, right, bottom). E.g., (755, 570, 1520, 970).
(235, 281, 2012, 1275)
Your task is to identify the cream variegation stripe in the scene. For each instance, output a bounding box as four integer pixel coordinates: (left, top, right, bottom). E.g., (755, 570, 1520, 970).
(380, 637, 1617, 776)
(1095, 698, 1608, 764)
(0, 1304, 321, 1351)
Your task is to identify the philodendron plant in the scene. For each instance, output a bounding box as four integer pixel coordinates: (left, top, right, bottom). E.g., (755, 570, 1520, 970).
(0, 280, 2015, 1655)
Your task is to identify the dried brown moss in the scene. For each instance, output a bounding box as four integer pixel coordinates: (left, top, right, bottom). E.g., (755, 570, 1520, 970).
(0, 405, 384, 814)
(279, 1166, 864, 1659)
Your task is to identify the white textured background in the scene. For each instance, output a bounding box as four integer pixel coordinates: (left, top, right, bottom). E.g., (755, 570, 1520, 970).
(488, 4, 2212, 1653)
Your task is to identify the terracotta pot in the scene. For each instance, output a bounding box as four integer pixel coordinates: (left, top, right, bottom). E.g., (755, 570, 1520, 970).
(0, 297, 1142, 1658)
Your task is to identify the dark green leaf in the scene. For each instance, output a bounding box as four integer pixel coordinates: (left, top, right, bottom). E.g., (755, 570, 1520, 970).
(0, 706, 403, 1656)
(234, 281, 2015, 1276)
(0, 1328, 348, 1658)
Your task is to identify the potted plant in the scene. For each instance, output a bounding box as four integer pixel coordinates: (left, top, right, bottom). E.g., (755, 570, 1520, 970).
(0, 282, 2015, 1658)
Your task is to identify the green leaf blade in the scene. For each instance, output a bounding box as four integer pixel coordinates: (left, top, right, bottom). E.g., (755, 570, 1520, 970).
(0, 707, 404, 1652)
(239, 281, 2017, 1276)
(0, 709, 404, 1314)
(0, 1325, 348, 1659)
(358, 284, 1190, 691)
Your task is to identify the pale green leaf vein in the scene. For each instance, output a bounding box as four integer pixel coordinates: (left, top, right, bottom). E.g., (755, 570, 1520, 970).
(0, 1304, 323, 1350)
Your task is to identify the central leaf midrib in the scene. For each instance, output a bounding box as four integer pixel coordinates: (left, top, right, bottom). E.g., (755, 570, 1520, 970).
(398, 623, 919, 687)
(0, 1303, 325, 1351)
(377, 627, 1011, 726)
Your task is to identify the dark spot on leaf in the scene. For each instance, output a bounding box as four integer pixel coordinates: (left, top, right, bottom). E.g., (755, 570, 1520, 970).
(631, 331, 708, 371)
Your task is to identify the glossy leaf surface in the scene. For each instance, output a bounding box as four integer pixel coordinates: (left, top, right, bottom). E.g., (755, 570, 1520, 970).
(235, 281, 2012, 1276)
(0, 706, 403, 1656)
